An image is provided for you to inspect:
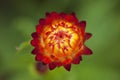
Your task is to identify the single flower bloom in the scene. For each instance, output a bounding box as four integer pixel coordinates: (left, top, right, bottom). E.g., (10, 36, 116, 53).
(31, 12, 92, 71)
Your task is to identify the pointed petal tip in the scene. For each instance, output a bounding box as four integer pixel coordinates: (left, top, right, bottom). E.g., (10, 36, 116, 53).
(79, 21, 86, 33)
(31, 32, 38, 38)
(83, 46, 93, 55)
(60, 12, 65, 15)
(32, 48, 38, 55)
(84, 33, 92, 40)
(71, 12, 75, 16)
(48, 62, 57, 70)
(72, 56, 82, 64)
(79, 56, 82, 61)
(79, 21, 86, 26)
(39, 18, 45, 24)
(64, 64, 71, 71)
(50, 12, 59, 17)
(46, 12, 50, 17)
(72, 57, 81, 64)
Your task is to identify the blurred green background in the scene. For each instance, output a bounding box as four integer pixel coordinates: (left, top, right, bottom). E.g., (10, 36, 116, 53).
(0, 0, 120, 80)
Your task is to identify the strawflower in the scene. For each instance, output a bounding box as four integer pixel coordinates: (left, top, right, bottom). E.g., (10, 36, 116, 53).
(31, 12, 92, 71)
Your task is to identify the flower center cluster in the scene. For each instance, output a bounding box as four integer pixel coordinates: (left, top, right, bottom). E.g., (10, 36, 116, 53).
(40, 20, 82, 60)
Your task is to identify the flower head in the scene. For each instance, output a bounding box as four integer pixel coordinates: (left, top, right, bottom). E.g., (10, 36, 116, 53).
(31, 12, 92, 71)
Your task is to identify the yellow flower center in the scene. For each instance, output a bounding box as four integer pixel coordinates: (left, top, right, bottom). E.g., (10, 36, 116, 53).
(39, 20, 83, 63)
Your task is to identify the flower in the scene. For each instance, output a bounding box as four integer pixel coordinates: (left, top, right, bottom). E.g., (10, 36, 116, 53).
(31, 12, 92, 71)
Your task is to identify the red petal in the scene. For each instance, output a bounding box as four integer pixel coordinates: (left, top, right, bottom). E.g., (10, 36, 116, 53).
(72, 56, 82, 64)
(45, 12, 54, 24)
(60, 12, 66, 18)
(65, 14, 78, 23)
(56, 62, 62, 67)
(71, 12, 75, 16)
(79, 21, 86, 30)
(32, 48, 39, 55)
(46, 12, 50, 17)
(30, 39, 39, 47)
(50, 12, 59, 19)
(42, 56, 51, 64)
(49, 62, 57, 70)
(45, 18, 53, 25)
(84, 33, 92, 41)
(31, 32, 38, 38)
(64, 64, 71, 71)
(79, 21, 86, 36)
(79, 21, 86, 27)
(79, 56, 82, 61)
(82, 46, 92, 55)
(35, 54, 43, 61)
(36, 25, 44, 33)
(39, 18, 45, 25)
(63, 59, 72, 65)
